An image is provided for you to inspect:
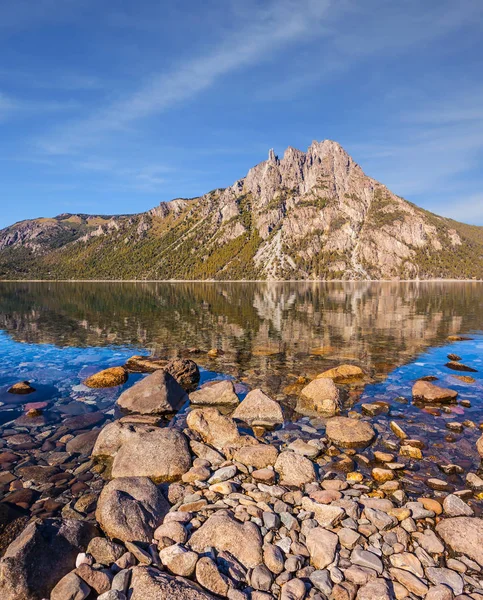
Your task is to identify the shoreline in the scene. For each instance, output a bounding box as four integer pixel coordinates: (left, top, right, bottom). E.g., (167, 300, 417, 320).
(0, 353, 482, 598)
(1, 278, 482, 283)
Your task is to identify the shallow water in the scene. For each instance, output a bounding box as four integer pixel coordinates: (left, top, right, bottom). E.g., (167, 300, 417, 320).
(0, 280, 482, 493)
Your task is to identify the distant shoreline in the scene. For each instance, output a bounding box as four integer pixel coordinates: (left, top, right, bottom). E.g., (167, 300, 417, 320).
(0, 279, 482, 283)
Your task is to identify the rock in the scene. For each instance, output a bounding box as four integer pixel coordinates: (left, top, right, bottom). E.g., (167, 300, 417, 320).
(190, 441, 224, 466)
(232, 389, 284, 427)
(443, 494, 473, 517)
(117, 370, 187, 415)
(51, 572, 90, 600)
(196, 556, 230, 596)
(412, 530, 444, 554)
(189, 512, 263, 568)
(356, 578, 392, 600)
(263, 543, 285, 574)
(436, 517, 483, 566)
(425, 568, 463, 595)
(66, 430, 100, 455)
(425, 584, 454, 600)
(445, 361, 477, 373)
(165, 358, 200, 391)
(8, 381, 35, 395)
(390, 568, 428, 596)
(0, 518, 97, 600)
(389, 553, 424, 578)
(86, 537, 125, 564)
(412, 381, 458, 403)
(125, 355, 167, 372)
(190, 380, 239, 406)
(111, 427, 191, 482)
(129, 566, 216, 599)
(159, 544, 199, 576)
(233, 444, 278, 468)
(351, 547, 383, 574)
(92, 420, 142, 459)
(477, 434, 483, 457)
(154, 521, 187, 544)
(310, 569, 333, 596)
(326, 417, 376, 449)
(187, 408, 241, 450)
(317, 365, 364, 382)
(281, 578, 307, 600)
(301, 497, 344, 527)
(96, 477, 169, 543)
(274, 451, 316, 486)
(372, 468, 394, 482)
(297, 378, 340, 416)
(76, 563, 112, 594)
(250, 564, 273, 591)
(305, 527, 338, 569)
(84, 367, 128, 388)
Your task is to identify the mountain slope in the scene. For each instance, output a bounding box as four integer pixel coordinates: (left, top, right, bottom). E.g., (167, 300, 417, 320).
(1, 140, 483, 280)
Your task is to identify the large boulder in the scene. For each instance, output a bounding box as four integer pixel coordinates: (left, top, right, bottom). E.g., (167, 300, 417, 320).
(326, 417, 376, 449)
(189, 512, 263, 568)
(316, 365, 364, 382)
(165, 358, 200, 392)
(83, 367, 128, 388)
(111, 427, 192, 482)
(412, 381, 458, 403)
(232, 389, 284, 427)
(436, 517, 483, 567)
(129, 566, 216, 599)
(92, 420, 151, 459)
(0, 518, 97, 600)
(274, 451, 317, 486)
(186, 408, 241, 450)
(297, 378, 340, 417)
(189, 380, 239, 407)
(96, 477, 169, 543)
(116, 370, 187, 415)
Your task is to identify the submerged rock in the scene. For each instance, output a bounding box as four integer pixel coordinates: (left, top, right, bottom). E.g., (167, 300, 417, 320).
(7, 381, 35, 395)
(316, 364, 364, 382)
(83, 367, 128, 389)
(0, 518, 97, 600)
(232, 388, 284, 427)
(477, 434, 483, 457)
(125, 355, 167, 372)
(326, 416, 376, 448)
(444, 361, 477, 373)
(116, 370, 187, 415)
(96, 477, 169, 543)
(412, 381, 458, 403)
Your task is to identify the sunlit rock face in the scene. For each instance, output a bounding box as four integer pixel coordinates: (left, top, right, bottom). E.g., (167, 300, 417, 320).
(0, 140, 481, 281)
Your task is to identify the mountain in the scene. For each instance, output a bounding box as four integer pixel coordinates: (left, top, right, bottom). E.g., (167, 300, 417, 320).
(1, 140, 483, 280)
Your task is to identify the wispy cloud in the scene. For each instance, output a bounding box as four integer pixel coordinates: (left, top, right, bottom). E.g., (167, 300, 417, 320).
(38, 0, 333, 154)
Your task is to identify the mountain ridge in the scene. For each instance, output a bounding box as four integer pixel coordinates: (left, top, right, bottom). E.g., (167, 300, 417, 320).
(1, 140, 483, 280)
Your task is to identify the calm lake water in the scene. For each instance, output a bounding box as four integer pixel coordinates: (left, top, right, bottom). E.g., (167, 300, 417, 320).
(0, 281, 482, 491)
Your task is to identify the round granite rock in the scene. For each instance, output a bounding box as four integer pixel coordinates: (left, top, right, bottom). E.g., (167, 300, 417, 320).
(326, 417, 376, 449)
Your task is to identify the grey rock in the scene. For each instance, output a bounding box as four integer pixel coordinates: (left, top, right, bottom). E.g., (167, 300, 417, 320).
(116, 369, 187, 415)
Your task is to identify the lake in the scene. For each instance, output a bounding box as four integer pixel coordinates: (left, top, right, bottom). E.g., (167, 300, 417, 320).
(0, 280, 482, 499)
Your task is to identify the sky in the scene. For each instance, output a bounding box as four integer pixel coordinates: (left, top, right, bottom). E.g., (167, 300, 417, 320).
(0, 0, 483, 228)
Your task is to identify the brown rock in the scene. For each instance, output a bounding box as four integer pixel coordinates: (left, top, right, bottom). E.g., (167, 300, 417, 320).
(305, 527, 338, 569)
(316, 364, 364, 382)
(165, 358, 200, 391)
(190, 380, 239, 407)
(125, 355, 167, 372)
(50, 572, 90, 600)
(274, 451, 316, 486)
(111, 427, 191, 482)
(196, 556, 230, 596)
(412, 381, 458, 403)
(436, 517, 483, 567)
(326, 417, 376, 449)
(233, 444, 279, 469)
(129, 566, 216, 599)
(189, 512, 263, 568)
(8, 381, 35, 395)
(75, 563, 111, 594)
(96, 477, 169, 543)
(232, 389, 284, 427)
(297, 377, 341, 417)
(117, 369, 187, 415)
(187, 408, 240, 450)
(83, 367, 128, 388)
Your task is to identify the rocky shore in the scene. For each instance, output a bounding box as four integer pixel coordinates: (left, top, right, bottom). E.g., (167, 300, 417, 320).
(0, 350, 482, 600)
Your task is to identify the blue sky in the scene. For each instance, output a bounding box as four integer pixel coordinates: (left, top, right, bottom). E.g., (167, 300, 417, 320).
(1, 0, 482, 228)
